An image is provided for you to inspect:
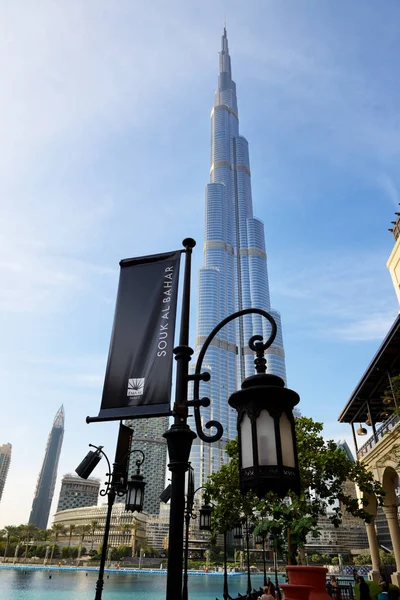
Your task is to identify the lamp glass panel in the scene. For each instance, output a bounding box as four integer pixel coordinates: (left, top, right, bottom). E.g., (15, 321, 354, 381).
(279, 412, 295, 468)
(256, 409, 277, 466)
(240, 413, 254, 468)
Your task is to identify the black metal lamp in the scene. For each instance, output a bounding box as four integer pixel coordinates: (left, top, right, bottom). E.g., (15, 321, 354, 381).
(228, 367, 301, 500)
(124, 449, 146, 513)
(125, 472, 146, 513)
(233, 523, 243, 540)
(199, 503, 213, 530)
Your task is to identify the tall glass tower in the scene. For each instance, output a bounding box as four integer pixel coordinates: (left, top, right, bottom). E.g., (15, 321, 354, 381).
(29, 406, 64, 529)
(0, 443, 12, 504)
(190, 28, 286, 488)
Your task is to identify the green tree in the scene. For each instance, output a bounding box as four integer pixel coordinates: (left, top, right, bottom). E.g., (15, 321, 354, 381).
(310, 554, 322, 564)
(89, 520, 98, 551)
(354, 554, 371, 566)
(75, 525, 91, 561)
(207, 416, 385, 566)
(19, 524, 38, 562)
(379, 550, 396, 565)
(116, 544, 132, 559)
(50, 524, 66, 563)
(67, 524, 76, 548)
(381, 374, 400, 412)
(1, 526, 18, 560)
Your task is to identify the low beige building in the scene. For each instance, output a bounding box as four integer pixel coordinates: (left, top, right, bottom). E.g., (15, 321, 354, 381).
(53, 504, 148, 553)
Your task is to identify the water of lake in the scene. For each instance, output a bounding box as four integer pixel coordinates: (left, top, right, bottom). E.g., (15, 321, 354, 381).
(0, 568, 272, 599)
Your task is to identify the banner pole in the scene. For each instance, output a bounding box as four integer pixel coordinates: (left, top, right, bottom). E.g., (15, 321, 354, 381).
(163, 238, 196, 600)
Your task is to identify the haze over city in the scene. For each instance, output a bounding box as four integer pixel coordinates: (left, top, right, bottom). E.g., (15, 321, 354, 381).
(0, 0, 399, 528)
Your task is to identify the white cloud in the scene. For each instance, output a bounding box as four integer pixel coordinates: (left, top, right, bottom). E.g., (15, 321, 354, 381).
(273, 250, 398, 341)
(377, 174, 400, 208)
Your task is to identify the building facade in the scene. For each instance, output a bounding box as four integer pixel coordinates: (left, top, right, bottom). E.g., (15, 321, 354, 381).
(387, 212, 400, 304)
(29, 405, 65, 530)
(123, 417, 168, 516)
(305, 513, 369, 555)
(56, 474, 100, 512)
(0, 443, 12, 503)
(338, 215, 400, 584)
(53, 504, 147, 552)
(190, 28, 287, 487)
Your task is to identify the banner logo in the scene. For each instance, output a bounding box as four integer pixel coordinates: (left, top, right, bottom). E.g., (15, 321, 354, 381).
(127, 378, 145, 397)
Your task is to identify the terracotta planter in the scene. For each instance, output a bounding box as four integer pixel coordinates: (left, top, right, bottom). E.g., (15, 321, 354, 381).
(286, 566, 331, 600)
(281, 583, 313, 600)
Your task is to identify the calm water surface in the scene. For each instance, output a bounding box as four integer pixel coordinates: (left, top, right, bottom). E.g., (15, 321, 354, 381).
(0, 568, 272, 599)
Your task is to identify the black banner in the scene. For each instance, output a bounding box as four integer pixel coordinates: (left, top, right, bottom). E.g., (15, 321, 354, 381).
(98, 250, 182, 420)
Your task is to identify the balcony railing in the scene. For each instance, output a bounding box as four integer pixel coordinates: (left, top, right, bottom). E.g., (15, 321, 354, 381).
(357, 412, 400, 459)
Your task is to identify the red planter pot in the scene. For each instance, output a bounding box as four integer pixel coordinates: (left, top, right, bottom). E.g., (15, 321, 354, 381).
(281, 583, 313, 600)
(286, 566, 331, 600)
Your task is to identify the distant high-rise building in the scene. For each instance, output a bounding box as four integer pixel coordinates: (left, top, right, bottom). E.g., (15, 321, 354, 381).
(337, 439, 355, 462)
(56, 474, 100, 513)
(190, 28, 287, 488)
(29, 406, 64, 530)
(0, 443, 12, 503)
(124, 417, 168, 516)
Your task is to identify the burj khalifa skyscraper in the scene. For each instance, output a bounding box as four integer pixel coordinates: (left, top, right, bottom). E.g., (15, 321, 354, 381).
(190, 28, 286, 487)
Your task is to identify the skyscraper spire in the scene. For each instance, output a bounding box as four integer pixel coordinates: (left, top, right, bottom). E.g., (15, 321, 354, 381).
(190, 28, 287, 489)
(29, 406, 64, 529)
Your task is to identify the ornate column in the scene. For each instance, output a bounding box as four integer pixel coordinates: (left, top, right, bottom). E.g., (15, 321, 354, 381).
(383, 505, 400, 585)
(365, 518, 381, 581)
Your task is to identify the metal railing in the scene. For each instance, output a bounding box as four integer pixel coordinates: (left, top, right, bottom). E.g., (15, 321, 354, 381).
(357, 413, 400, 458)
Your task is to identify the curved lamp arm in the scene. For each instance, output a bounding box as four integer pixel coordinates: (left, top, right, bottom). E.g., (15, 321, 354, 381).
(89, 444, 112, 497)
(90, 445, 145, 497)
(187, 485, 212, 519)
(188, 308, 277, 443)
(127, 449, 145, 474)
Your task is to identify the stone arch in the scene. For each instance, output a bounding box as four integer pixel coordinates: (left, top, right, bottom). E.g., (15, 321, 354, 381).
(382, 466, 399, 507)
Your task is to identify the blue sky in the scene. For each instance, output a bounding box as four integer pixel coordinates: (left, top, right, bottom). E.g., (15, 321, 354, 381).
(0, 0, 399, 527)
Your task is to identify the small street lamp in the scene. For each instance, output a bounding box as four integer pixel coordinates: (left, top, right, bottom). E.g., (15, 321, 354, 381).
(125, 458, 146, 513)
(76, 442, 146, 600)
(198, 503, 213, 530)
(182, 465, 213, 600)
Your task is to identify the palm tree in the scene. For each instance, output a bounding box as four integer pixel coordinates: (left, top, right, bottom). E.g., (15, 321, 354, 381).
(89, 520, 98, 552)
(119, 523, 132, 540)
(67, 524, 76, 548)
(49, 524, 66, 563)
(19, 524, 38, 562)
(75, 525, 91, 562)
(1, 526, 17, 562)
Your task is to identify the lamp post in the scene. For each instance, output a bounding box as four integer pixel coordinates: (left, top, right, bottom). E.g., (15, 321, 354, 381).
(75, 442, 146, 600)
(244, 520, 253, 596)
(270, 534, 281, 600)
(182, 465, 213, 600)
(255, 530, 268, 587)
(163, 238, 300, 600)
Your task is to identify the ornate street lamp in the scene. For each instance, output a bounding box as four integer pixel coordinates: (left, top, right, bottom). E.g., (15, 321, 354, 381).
(228, 336, 301, 500)
(186, 306, 301, 600)
(76, 441, 145, 600)
(125, 455, 146, 513)
(199, 503, 213, 530)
